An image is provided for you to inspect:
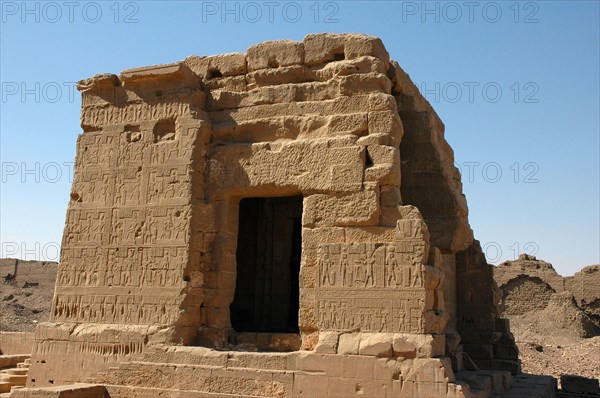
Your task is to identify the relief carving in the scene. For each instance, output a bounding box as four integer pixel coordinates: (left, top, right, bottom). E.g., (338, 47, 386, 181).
(317, 243, 424, 289)
(316, 295, 425, 333)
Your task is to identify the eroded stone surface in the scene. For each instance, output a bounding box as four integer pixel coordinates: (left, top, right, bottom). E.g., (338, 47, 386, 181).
(495, 255, 600, 333)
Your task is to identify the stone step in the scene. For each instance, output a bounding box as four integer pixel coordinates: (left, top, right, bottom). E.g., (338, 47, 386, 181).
(139, 348, 293, 372)
(557, 392, 600, 398)
(0, 356, 29, 370)
(476, 370, 512, 393)
(16, 363, 29, 369)
(125, 359, 288, 375)
(457, 371, 493, 396)
(0, 382, 10, 394)
(124, 360, 222, 371)
(116, 359, 290, 379)
(3, 368, 28, 376)
(102, 360, 293, 397)
(470, 391, 490, 398)
(116, 361, 287, 375)
(9, 383, 106, 398)
(501, 374, 557, 398)
(106, 384, 265, 398)
(458, 369, 522, 398)
(2, 374, 26, 387)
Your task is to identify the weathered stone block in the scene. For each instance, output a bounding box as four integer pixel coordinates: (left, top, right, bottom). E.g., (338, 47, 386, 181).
(309, 56, 388, 82)
(304, 33, 390, 67)
(342, 355, 375, 379)
(392, 333, 445, 358)
(358, 333, 393, 357)
(185, 53, 247, 78)
(314, 331, 339, 354)
(337, 333, 360, 355)
(247, 40, 304, 70)
(364, 144, 401, 184)
(368, 110, 404, 144)
(339, 73, 392, 96)
(357, 132, 392, 146)
(303, 189, 379, 228)
(293, 374, 329, 397)
(561, 374, 600, 394)
(9, 384, 107, 398)
(247, 65, 309, 87)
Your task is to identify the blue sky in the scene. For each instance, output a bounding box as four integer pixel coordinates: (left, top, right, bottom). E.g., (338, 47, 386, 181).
(0, 0, 598, 276)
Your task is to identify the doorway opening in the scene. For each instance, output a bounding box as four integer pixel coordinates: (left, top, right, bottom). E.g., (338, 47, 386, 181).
(230, 196, 303, 334)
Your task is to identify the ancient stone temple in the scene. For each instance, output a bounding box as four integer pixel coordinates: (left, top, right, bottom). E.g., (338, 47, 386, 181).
(18, 34, 553, 397)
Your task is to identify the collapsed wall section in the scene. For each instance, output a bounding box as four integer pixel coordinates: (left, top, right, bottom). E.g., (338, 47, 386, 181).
(495, 256, 600, 332)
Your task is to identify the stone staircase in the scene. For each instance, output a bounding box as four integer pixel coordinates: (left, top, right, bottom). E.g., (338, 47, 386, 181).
(0, 356, 30, 397)
(1, 355, 106, 398)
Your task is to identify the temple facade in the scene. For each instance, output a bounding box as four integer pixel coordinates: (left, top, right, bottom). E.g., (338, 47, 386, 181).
(24, 34, 527, 397)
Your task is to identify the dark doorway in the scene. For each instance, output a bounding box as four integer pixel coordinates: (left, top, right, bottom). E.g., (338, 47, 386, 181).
(231, 196, 303, 333)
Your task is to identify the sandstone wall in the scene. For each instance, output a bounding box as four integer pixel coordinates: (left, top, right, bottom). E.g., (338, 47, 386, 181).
(0, 332, 35, 355)
(500, 275, 555, 316)
(30, 63, 208, 385)
(391, 63, 472, 254)
(494, 255, 566, 294)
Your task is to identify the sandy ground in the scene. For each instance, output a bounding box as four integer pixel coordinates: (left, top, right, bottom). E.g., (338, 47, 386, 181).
(1, 282, 54, 332)
(0, 259, 57, 332)
(516, 332, 600, 384)
(508, 311, 600, 387)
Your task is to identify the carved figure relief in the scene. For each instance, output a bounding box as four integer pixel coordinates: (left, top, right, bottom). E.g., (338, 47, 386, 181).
(316, 295, 425, 333)
(317, 243, 425, 289)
